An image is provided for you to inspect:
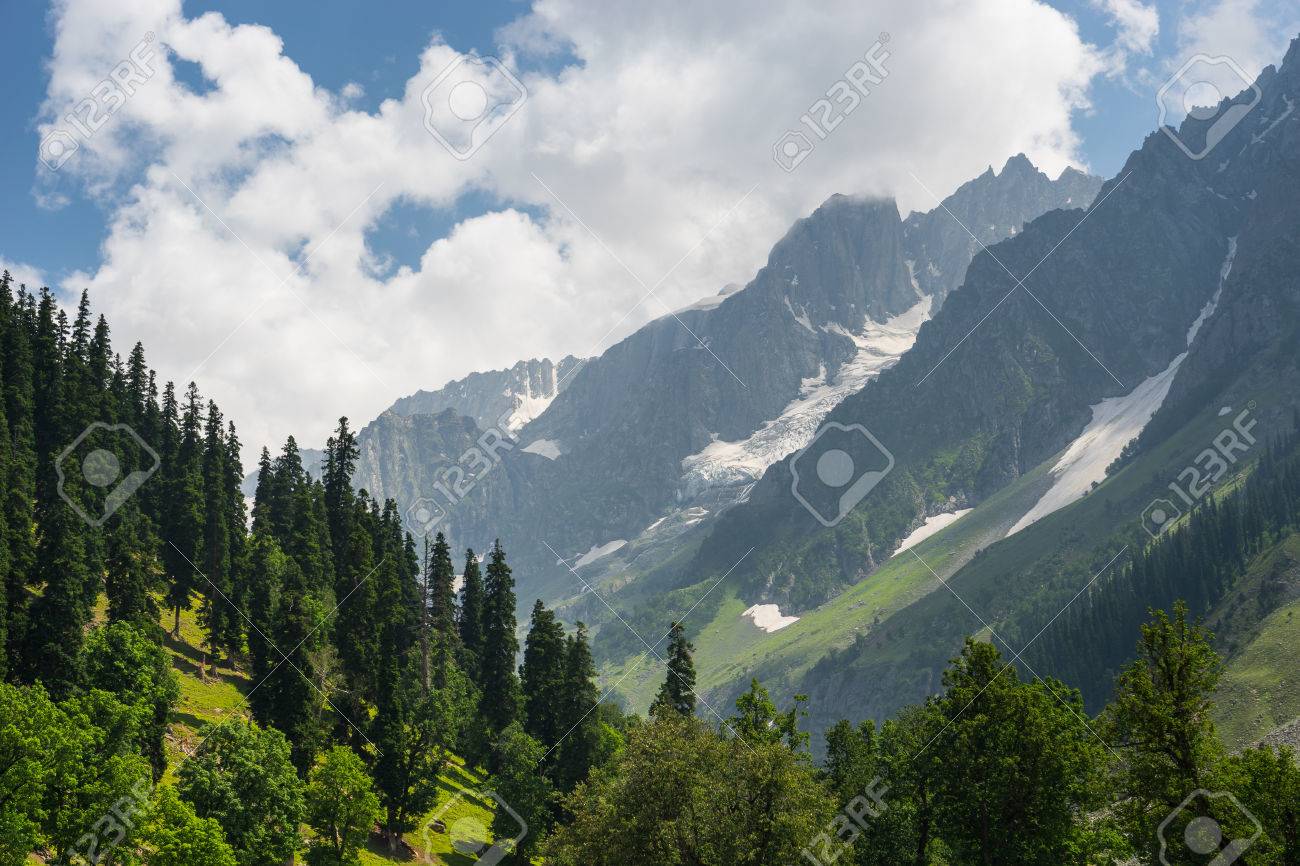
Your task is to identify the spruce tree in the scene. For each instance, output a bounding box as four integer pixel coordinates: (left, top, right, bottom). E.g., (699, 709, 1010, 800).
(104, 502, 162, 635)
(478, 540, 521, 736)
(21, 506, 90, 696)
(458, 548, 484, 681)
(556, 622, 601, 792)
(652, 621, 696, 717)
(521, 599, 568, 751)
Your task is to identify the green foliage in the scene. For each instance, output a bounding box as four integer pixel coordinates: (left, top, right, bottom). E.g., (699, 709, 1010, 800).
(544, 706, 835, 865)
(489, 722, 553, 865)
(305, 746, 381, 866)
(134, 786, 237, 866)
(177, 719, 304, 866)
(0, 682, 59, 861)
(1103, 601, 1225, 861)
(80, 622, 181, 780)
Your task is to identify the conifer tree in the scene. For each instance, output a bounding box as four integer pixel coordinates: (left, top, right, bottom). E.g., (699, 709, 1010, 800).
(104, 502, 162, 635)
(198, 401, 235, 665)
(458, 548, 484, 681)
(21, 506, 90, 696)
(652, 622, 696, 717)
(478, 540, 521, 736)
(556, 622, 601, 792)
(257, 556, 328, 774)
(521, 599, 568, 751)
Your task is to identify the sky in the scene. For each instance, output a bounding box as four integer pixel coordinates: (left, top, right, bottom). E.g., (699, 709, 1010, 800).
(2, 0, 1297, 465)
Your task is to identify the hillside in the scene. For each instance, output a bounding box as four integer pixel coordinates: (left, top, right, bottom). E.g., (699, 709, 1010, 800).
(153, 600, 499, 865)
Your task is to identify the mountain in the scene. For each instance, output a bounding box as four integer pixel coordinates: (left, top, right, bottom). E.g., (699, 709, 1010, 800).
(904, 154, 1103, 304)
(387, 355, 585, 433)
(340, 157, 1101, 600)
(640, 35, 1300, 743)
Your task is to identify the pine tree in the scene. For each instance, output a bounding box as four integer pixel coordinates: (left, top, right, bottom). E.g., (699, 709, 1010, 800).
(160, 382, 206, 635)
(521, 599, 568, 751)
(104, 502, 162, 635)
(652, 622, 696, 717)
(478, 540, 521, 737)
(256, 556, 327, 774)
(420, 532, 458, 692)
(21, 506, 90, 696)
(458, 547, 484, 682)
(556, 622, 600, 792)
(198, 401, 236, 666)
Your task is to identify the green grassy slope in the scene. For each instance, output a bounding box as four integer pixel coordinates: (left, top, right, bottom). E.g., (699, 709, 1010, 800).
(143, 600, 497, 864)
(601, 455, 1054, 714)
(1212, 532, 1300, 748)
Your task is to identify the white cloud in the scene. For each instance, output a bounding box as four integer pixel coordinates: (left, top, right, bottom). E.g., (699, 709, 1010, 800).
(1177, 0, 1298, 81)
(1091, 0, 1159, 77)
(36, 0, 1110, 464)
(0, 258, 47, 292)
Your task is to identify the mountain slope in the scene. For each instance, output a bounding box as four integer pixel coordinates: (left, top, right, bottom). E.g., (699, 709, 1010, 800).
(714, 37, 1300, 743)
(387, 355, 585, 433)
(342, 157, 1101, 599)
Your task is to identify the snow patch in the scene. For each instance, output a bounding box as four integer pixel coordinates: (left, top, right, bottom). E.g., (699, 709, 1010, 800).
(573, 540, 627, 569)
(522, 438, 563, 460)
(894, 509, 972, 555)
(1006, 241, 1237, 537)
(679, 296, 932, 498)
(784, 296, 815, 333)
(743, 603, 799, 632)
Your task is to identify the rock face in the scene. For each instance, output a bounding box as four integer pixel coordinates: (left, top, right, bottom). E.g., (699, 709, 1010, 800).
(692, 35, 1300, 621)
(903, 155, 1104, 304)
(310, 157, 1102, 596)
(386, 356, 585, 433)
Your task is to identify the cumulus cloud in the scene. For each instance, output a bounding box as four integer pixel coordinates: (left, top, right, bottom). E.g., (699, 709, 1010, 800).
(1091, 0, 1160, 77)
(0, 258, 48, 292)
(36, 0, 1111, 463)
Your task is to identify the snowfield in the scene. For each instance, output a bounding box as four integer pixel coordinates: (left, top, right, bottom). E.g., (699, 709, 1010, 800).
(679, 296, 932, 500)
(522, 438, 563, 459)
(1006, 239, 1237, 537)
(894, 509, 973, 554)
(743, 603, 800, 632)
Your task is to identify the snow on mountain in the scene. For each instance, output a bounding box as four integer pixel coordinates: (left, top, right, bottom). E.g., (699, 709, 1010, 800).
(743, 603, 800, 632)
(522, 438, 563, 459)
(573, 539, 628, 569)
(1006, 239, 1238, 537)
(894, 508, 973, 554)
(679, 295, 932, 501)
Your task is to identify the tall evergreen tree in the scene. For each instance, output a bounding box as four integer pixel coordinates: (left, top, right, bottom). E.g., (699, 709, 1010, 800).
(478, 540, 521, 736)
(652, 622, 696, 718)
(556, 622, 601, 793)
(520, 599, 568, 751)
(458, 548, 485, 682)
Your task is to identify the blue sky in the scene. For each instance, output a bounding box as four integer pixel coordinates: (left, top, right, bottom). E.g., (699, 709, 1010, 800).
(4, 0, 1296, 455)
(2, 0, 1269, 290)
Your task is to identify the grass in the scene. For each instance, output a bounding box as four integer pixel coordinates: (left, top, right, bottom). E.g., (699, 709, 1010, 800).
(1213, 533, 1300, 748)
(145, 598, 499, 864)
(602, 453, 1055, 714)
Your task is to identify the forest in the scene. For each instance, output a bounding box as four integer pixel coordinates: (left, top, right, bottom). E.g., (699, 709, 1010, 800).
(1, 279, 1297, 865)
